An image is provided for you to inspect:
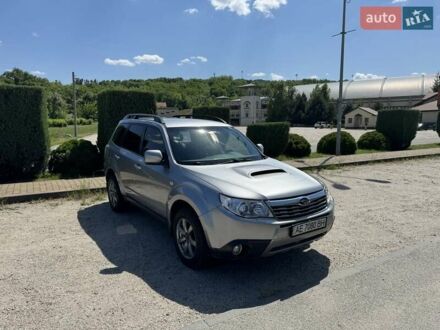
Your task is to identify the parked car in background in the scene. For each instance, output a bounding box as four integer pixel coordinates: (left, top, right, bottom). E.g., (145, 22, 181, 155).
(104, 114, 335, 269)
(314, 121, 332, 129)
(418, 122, 437, 131)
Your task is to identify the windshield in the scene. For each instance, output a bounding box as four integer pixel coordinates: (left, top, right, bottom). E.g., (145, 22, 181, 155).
(167, 126, 263, 165)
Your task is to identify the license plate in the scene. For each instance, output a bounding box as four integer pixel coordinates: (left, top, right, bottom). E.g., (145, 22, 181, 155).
(289, 218, 327, 237)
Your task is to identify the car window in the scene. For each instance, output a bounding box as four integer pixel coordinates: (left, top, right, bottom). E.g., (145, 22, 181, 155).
(112, 124, 128, 147)
(167, 126, 262, 165)
(120, 124, 145, 154)
(142, 126, 165, 153)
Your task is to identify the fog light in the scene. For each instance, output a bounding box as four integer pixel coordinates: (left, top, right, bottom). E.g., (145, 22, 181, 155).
(232, 244, 243, 256)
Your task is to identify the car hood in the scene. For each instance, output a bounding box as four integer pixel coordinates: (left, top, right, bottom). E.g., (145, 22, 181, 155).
(183, 158, 323, 200)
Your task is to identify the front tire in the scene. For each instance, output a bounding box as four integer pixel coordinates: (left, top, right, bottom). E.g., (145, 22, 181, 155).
(106, 174, 125, 212)
(173, 208, 210, 269)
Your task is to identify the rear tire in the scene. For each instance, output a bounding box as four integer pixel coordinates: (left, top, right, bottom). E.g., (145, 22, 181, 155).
(106, 174, 125, 212)
(173, 208, 210, 269)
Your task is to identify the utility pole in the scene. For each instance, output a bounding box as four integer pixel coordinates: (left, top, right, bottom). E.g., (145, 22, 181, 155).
(72, 72, 78, 138)
(335, 0, 347, 156)
(334, 0, 354, 155)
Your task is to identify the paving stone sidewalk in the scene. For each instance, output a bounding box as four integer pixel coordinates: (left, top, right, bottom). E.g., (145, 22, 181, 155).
(1, 148, 439, 203)
(0, 177, 106, 203)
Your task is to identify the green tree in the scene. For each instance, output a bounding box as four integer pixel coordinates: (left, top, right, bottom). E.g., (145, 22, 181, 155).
(0, 68, 49, 86)
(433, 72, 440, 93)
(267, 82, 290, 122)
(289, 92, 307, 125)
(304, 84, 331, 125)
(47, 92, 67, 119)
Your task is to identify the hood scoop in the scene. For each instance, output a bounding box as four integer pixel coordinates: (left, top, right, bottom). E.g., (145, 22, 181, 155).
(250, 169, 286, 177)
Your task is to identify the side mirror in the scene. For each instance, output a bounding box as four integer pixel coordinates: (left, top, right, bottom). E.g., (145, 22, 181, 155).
(256, 144, 264, 154)
(144, 150, 163, 165)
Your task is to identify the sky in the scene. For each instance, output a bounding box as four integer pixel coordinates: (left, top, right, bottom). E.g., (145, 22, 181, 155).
(0, 0, 438, 83)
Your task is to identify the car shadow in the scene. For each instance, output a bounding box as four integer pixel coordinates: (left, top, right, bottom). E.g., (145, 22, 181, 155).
(78, 202, 330, 314)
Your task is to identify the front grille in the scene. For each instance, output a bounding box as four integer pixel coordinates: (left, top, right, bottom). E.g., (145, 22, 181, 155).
(269, 191, 328, 220)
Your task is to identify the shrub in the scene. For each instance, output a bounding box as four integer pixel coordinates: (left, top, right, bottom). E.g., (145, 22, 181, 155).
(437, 111, 440, 138)
(192, 107, 230, 123)
(65, 117, 93, 126)
(246, 122, 290, 157)
(317, 131, 357, 155)
(357, 131, 390, 150)
(284, 134, 311, 158)
(376, 110, 419, 150)
(48, 119, 68, 127)
(0, 85, 48, 182)
(97, 90, 156, 153)
(48, 139, 100, 178)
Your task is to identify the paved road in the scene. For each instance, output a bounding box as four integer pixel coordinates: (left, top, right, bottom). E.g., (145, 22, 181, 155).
(236, 127, 439, 152)
(188, 239, 440, 329)
(1, 158, 439, 329)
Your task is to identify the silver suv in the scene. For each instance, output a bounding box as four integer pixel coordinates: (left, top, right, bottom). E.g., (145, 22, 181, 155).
(104, 114, 334, 268)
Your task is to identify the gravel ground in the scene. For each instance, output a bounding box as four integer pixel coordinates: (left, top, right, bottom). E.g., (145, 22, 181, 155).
(235, 127, 439, 151)
(0, 158, 439, 329)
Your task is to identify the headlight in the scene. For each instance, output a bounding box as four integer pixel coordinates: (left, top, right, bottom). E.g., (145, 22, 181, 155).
(219, 194, 273, 218)
(314, 177, 332, 203)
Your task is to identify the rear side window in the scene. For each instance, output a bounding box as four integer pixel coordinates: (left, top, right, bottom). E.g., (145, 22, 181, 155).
(120, 124, 145, 154)
(112, 125, 128, 147)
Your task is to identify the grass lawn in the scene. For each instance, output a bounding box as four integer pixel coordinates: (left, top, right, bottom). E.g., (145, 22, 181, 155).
(49, 123, 97, 147)
(409, 143, 440, 150)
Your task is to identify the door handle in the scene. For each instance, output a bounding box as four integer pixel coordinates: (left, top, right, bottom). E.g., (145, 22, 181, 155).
(114, 154, 120, 160)
(134, 164, 142, 170)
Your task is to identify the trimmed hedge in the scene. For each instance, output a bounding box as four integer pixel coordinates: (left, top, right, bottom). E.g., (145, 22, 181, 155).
(246, 122, 290, 157)
(97, 90, 156, 153)
(48, 139, 100, 178)
(66, 117, 94, 126)
(48, 119, 68, 127)
(317, 131, 357, 155)
(376, 110, 419, 150)
(357, 131, 390, 151)
(284, 134, 311, 158)
(0, 85, 48, 182)
(192, 107, 230, 123)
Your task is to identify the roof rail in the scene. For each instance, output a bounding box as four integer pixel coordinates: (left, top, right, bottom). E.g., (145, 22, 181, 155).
(123, 113, 164, 124)
(172, 114, 227, 124)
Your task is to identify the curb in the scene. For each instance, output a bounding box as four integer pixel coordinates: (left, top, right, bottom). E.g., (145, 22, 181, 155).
(288, 149, 440, 171)
(0, 187, 106, 204)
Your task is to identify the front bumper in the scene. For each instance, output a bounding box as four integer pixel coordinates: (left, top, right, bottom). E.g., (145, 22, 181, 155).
(199, 197, 335, 258)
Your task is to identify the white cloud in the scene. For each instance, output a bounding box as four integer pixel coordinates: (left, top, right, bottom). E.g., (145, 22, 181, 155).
(133, 54, 164, 65)
(210, 0, 251, 16)
(310, 75, 319, 80)
(391, 0, 407, 3)
(251, 72, 266, 78)
(353, 72, 385, 80)
(271, 73, 284, 81)
(253, 0, 287, 17)
(184, 8, 199, 15)
(31, 70, 46, 76)
(178, 58, 196, 66)
(191, 56, 208, 62)
(178, 56, 208, 66)
(32, 32, 39, 38)
(104, 58, 135, 67)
